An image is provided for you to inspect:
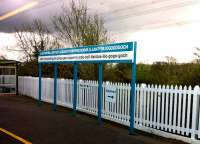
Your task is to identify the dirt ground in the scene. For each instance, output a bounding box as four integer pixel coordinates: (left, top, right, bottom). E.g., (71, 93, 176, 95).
(0, 94, 186, 144)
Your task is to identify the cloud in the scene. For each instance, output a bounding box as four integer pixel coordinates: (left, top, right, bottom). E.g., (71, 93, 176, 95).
(1, 0, 200, 33)
(0, 0, 200, 63)
(0, 0, 63, 33)
(0, 1, 38, 21)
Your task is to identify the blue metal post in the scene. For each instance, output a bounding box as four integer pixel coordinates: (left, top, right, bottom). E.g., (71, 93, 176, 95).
(98, 63, 103, 124)
(38, 63, 42, 105)
(129, 41, 137, 134)
(73, 63, 78, 114)
(53, 63, 58, 111)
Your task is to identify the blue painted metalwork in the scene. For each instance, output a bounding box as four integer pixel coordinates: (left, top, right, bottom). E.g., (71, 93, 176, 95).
(129, 42, 137, 134)
(38, 42, 134, 64)
(98, 63, 103, 123)
(53, 63, 58, 111)
(39, 42, 133, 56)
(73, 63, 78, 114)
(38, 63, 42, 105)
(37, 41, 137, 133)
(39, 60, 133, 65)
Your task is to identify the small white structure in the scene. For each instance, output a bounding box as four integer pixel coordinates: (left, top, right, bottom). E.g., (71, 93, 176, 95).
(0, 60, 19, 94)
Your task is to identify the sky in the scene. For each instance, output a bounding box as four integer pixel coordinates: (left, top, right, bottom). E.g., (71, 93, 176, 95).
(0, 0, 200, 63)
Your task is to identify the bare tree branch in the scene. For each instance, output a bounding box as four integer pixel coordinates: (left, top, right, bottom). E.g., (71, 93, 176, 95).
(15, 19, 61, 61)
(53, 0, 110, 47)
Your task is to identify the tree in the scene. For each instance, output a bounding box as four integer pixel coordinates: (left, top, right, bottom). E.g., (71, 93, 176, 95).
(194, 47, 200, 63)
(0, 55, 6, 60)
(53, 0, 109, 47)
(53, 0, 110, 80)
(165, 56, 177, 64)
(15, 19, 60, 61)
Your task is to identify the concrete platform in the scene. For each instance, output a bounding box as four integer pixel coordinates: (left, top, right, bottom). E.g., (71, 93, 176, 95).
(0, 94, 187, 144)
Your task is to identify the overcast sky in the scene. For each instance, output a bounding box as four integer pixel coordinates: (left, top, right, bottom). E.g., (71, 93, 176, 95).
(0, 0, 200, 63)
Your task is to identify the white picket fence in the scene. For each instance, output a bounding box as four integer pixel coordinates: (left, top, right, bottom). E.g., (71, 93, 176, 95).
(18, 76, 200, 143)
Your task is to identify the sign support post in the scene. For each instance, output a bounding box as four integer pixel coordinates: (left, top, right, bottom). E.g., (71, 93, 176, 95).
(38, 63, 42, 106)
(129, 42, 137, 134)
(53, 63, 58, 111)
(73, 63, 78, 114)
(98, 63, 103, 124)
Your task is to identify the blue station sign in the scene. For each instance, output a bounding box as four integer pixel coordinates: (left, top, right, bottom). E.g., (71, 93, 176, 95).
(38, 42, 134, 63)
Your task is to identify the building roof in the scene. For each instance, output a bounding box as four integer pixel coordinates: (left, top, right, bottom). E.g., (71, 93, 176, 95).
(0, 59, 20, 66)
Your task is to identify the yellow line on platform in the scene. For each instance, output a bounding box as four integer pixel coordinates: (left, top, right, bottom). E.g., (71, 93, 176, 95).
(0, 128, 32, 144)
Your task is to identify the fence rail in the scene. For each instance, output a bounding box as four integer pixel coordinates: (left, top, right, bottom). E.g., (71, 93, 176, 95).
(18, 76, 200, 143)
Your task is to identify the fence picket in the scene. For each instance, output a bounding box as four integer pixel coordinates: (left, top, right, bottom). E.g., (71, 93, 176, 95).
(181, 86, 187, 135)
(139, 86, 143, 127)
(143, 84, 147, 126)
(191, 86, 200, 139)
(153, 85, 157, 129)
(146, 85, 150, 127)
(119, 83, 122, 121)
(122, 83, 125, 121)
(92, 81, 95, 113)
(177, 85, 183, 134)
(136, 85, 139, 126)
(150, 84, 154, 128)
(173, 85, 178, 133)
(127, 83, 130, 124)
(198, 97, 200, 139)
(157, 85, 161, 129)
(186, 86, 192, 136)
(165, 85, 169, 131)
